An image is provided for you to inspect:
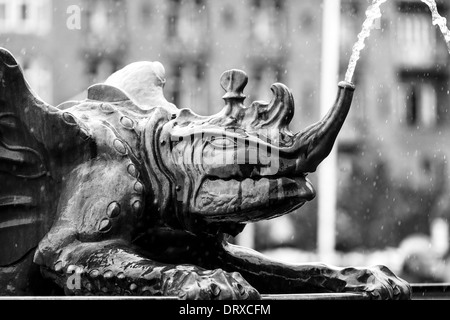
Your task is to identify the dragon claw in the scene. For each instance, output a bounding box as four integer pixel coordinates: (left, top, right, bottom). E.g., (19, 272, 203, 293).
(164, 268, 260, 300)
(339, 265, 412, 300)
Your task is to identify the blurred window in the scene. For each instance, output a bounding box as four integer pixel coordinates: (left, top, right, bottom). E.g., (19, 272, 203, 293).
(340, 1, 360, 54)
(20, 3, 27, 20)
(251, 0, 285, 46)
(167, 0, 206, 46)
(167, 0, 179, 39)
(36, 0, 51, 34)
(221, 5, 235, 28)
(89, 2, 109, 36)
(141, 2, 152, 27)
(21, 58, 53, 104)
(0, 3, 6, 22)
(395, 4, 449, 129)
(170, 62, 207, 115)
(0, 0, 51, 35)
(0, 0, 12, 30)
(397, 13, 436, 66)
(399, 81, 438, 128)
(251, 64, 281, 102)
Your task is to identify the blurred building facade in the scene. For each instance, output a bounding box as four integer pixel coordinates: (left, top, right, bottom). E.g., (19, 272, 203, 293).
(1, 0, 450, 251)
(339, 0, 450, 188)
(0, 0, 87, 104)
(0, 0, 324, 127)
(337, 0, 450, 252)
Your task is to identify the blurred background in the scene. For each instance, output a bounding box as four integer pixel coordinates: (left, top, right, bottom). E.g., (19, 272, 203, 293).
(1, 0, 450, 284)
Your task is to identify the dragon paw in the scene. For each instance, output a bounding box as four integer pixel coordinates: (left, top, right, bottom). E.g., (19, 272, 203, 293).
(163, 266, 260, 300)
(339, 265, 412, 300)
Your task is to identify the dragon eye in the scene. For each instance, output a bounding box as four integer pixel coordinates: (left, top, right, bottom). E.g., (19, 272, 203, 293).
(210, 137, 237, 149)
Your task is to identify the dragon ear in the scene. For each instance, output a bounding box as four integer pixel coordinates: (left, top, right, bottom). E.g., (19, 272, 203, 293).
(103, 61, 178, 113)
(87, 84, 131, 103)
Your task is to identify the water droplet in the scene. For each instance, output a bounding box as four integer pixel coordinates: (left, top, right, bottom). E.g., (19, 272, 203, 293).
(129, 283, 138, 291)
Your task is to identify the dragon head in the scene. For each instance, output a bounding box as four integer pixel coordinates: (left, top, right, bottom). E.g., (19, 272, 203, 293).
(145, 69, 354, 236)
(98, 63, 355, 237)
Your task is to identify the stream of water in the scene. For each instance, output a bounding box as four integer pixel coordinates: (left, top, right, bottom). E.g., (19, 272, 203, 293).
(421, 0, 450, 54)
(344, 0, 388, 83)
(345, 0, 450, 84)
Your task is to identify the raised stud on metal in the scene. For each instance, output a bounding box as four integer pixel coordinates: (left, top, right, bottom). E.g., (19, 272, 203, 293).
(107, 202, 121, 218)
(98, 218, 112, 232)
(113, 139, 127, 155)
(127, 164, 138, 178)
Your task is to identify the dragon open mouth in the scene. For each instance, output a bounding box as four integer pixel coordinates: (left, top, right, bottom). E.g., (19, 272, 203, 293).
(194, 175, 315, 223)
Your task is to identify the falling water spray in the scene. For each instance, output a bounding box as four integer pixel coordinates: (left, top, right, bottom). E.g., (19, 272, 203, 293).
(421, 0, 450, 54)
(344, 0, 388, 84)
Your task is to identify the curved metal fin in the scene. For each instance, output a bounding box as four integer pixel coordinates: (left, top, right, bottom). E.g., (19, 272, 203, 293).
(0, 47, 88, 266)
(0, 196, 34, 208)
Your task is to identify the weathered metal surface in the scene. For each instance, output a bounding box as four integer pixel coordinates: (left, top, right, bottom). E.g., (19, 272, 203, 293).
(1, 284, 448, 300)
(0, 47, 411, 299)
(0, 292, 370, 300)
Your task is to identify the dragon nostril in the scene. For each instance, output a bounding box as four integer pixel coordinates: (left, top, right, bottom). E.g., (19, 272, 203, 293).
(210, 283, 221, 297)
(236, 283, 245, 295)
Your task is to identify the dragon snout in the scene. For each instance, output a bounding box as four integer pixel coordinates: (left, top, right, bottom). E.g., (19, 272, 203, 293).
(218, 69, 355, 175)
(171, 70, 355, 177)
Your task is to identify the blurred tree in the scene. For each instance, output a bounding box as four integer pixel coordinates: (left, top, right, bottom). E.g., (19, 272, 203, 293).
(336, 149, 445, 252)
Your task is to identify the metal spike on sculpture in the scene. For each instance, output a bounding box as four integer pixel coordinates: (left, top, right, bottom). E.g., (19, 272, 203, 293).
(0, 47, 411, 299)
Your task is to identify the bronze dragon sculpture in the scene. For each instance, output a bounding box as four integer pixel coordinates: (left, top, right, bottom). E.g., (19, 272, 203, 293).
(0, 48, 411, 299)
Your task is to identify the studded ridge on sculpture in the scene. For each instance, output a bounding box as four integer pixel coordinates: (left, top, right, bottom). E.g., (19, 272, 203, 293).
(0, 47, 411, 299)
